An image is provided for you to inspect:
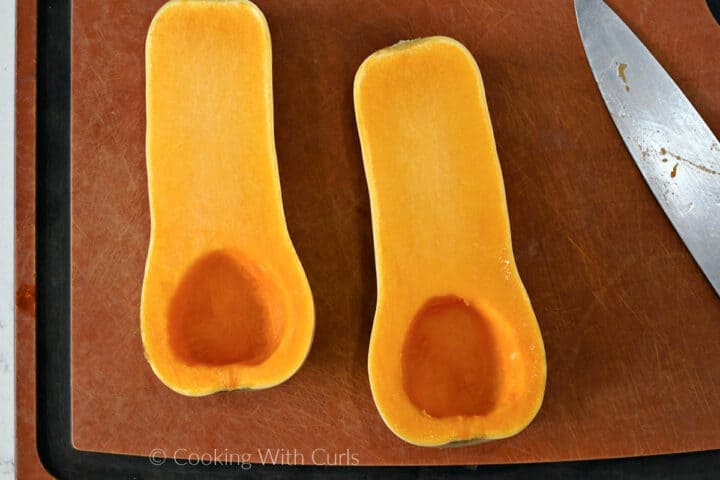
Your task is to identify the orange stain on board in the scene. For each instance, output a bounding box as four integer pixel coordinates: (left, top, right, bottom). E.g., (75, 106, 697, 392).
(16, 284, 36, 315)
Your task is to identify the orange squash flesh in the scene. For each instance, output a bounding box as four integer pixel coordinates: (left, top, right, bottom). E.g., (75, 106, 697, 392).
(141, 0, 314, 395)
(354, 37, 546, 446)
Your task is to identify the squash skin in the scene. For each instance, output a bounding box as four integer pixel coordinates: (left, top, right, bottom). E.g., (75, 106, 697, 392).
(141, 0, 314, 395)
(354, 37, 546, 446)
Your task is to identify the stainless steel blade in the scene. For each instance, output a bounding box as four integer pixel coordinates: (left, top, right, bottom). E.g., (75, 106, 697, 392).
(575, 0, 720, 297)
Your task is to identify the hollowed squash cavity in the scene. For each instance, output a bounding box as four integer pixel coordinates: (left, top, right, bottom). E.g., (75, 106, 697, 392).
(354, 36, 546, 446)
(167, 249, 284, 367)
(402, 296, 501, 419)
(141, 0, 314, 395)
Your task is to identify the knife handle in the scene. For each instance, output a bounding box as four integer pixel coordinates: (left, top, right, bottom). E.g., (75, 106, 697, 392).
(708, 0, 720, 25)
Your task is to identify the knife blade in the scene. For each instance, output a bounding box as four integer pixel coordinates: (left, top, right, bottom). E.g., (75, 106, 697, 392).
(575, 0, 720, 297)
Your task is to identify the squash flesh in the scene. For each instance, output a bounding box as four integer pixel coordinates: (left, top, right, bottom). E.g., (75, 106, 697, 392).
(142, 0, 314, 395)
(355, 37, 546, 446)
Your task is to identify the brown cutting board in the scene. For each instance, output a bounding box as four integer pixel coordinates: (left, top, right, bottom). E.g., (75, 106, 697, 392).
(66, 0, 720, 466)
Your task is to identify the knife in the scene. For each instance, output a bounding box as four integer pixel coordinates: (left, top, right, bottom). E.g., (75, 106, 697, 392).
(575, 0, 720, 297)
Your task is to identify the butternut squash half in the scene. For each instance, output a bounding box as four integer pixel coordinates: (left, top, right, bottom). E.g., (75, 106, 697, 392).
(141, 0, 314, 395)
(354, 37, 546, 446)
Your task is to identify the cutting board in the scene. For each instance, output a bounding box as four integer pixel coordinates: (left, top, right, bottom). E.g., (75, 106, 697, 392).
(62, 0, 720, 466)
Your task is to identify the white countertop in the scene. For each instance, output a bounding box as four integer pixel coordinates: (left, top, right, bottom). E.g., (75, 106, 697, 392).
(0, 1, 16, 479)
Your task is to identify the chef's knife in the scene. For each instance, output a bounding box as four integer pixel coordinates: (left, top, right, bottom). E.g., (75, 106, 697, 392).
(575, 0, 720, 297)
